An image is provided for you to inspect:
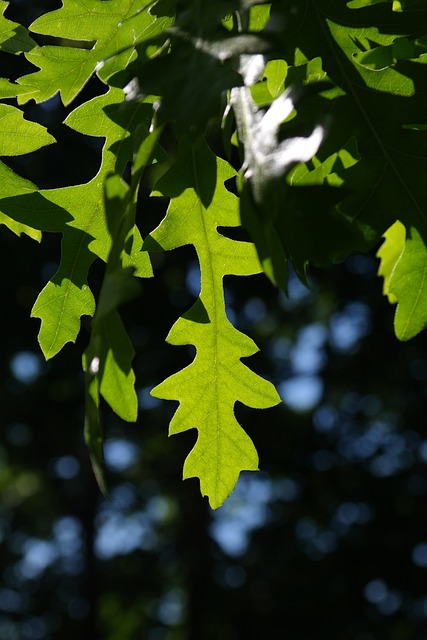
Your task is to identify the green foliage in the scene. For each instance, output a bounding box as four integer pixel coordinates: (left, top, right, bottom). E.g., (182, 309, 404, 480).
(2, 0, 427, 506)
(145, 137, 280, 508)
(378, 222, 427, 340)
(377, 220, 405, 304)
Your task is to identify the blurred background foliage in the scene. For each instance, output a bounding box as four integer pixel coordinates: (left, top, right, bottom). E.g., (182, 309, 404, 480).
(3, 1, 427, 639)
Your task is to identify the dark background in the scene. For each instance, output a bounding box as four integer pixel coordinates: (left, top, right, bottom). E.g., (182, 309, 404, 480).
(2, 1, 427, 639)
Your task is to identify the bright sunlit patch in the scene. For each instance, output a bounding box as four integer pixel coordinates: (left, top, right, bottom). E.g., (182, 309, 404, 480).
(242, 297, 266, 325)
(51, 456, 80, 480)
(10, 351, 43, 383)
(40, 93, 62, 112)
(18, 539, 58, 579)
(210, 475, 273, 556)
(89, 357, 100, 374)
(138, 387, 162, 410)
(291, 323, 327, 375)
(329, 302, 371, 353)
(104, 439, 138, 472)
(95, 512, 157, 559)
(186, 261, 201, 297)
(279, 375, 323, 412)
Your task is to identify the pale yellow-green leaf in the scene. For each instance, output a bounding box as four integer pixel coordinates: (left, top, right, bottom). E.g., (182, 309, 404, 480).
(146, 137, 280, 508)
(377, 220, 406, 304)
(17, 0, 173, 105)
(0, 162, 41, 240)
(31, 235, 96, 359)
(386, 225, 427, 340)
(0, 2, 36, 54)
(264, 59, 288, 98)
(0, 104, 54, 155)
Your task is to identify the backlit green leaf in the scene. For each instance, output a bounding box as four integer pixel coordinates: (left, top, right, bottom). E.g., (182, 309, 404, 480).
(264, 59, 288, 99)
(347, 0, 426, 9)
(0, 2, 36, 54)
(1, 87, 153, 358)
(145, 137, 280, 508)
(5, 0, 427, 506)
(245, 0, 427, 338)
(17, 0, 173, 105)
(0, 162, 41, 240)
(31, 234, 96, 360)
(81, 125, 163, 486)
(377, 220, 406, 303)
(0, 104, 54, 155)
(387, 226, 427, 340)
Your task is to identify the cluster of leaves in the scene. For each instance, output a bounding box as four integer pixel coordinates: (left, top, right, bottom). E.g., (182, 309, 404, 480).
(1, 0, 427, 508)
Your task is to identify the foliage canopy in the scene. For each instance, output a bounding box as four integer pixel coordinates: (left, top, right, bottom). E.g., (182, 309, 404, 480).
(2, 0, 427, 507)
